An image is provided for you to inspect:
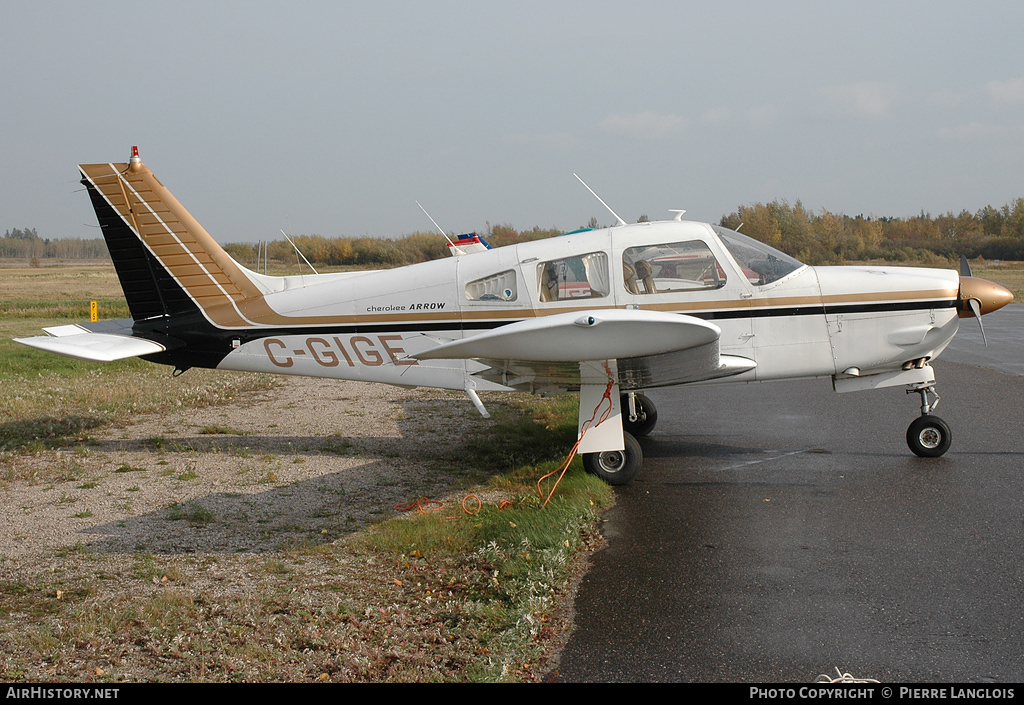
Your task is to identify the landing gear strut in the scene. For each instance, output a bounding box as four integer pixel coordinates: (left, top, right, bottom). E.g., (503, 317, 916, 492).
(621, 392, 658, 437)
(906, 383, 951, 457)
(578, 380, 655, 486)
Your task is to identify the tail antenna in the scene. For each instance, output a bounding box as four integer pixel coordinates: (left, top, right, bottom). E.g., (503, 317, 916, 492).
(573, 173, 627, 226)
(416, 201, 457, 247)
(280, 230, 319, 275)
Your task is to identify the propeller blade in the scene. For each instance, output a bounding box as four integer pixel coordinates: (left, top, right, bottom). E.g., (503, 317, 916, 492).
(959, 254, 973, 278)
(967, 297, 988, 346)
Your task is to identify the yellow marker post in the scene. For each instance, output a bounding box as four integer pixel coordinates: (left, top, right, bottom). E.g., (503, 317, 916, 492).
(90, 301, 98, 323)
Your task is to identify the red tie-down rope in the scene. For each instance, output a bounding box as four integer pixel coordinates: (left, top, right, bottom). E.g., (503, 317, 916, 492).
(393, 497, 445, 513)
(536, 362, 616, 508)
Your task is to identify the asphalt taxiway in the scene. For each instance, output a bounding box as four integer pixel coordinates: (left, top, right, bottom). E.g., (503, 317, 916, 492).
(556, 305, 1023, 682)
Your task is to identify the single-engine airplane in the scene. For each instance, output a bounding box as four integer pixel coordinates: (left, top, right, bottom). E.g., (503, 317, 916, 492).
(15, 148, 1015, 484)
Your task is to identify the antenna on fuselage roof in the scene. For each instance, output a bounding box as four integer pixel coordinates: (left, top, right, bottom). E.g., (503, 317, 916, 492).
(280, 229, 319, 275)
(573, 173, 627, 227)
(415, 201, 458, 248)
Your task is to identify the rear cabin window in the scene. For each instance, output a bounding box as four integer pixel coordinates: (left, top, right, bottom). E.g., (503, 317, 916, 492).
(466, 270, 517, 301)
(537, 252, 610, 302)
(622, 240, 726, 295)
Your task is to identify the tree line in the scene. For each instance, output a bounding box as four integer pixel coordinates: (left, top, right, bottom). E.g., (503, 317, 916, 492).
(7, 197, 1024, 267)
(719, 198, 1024, 265)
(1, 228, 110, 260)
(221, 224, 564, 269)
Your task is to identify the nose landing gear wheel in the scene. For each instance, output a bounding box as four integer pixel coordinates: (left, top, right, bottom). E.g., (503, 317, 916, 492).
(582, 432, 643, 485)
(906, 415, 951, 458)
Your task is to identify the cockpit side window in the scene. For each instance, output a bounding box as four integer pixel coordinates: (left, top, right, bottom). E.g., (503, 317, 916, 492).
(537, 252, 610, 302)
(712, 225, 803, 286)
(466, 270, 517, 301)
(622, 240, 726, 295)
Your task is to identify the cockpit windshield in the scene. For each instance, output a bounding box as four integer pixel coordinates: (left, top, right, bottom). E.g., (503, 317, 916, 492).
(711, 225, 804, 286)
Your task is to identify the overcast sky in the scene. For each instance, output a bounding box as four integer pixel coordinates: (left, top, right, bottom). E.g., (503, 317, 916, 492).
(3, 1, 1023, 243)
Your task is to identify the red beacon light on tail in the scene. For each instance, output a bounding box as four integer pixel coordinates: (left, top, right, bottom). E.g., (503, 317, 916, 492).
(128, 145, 142, 173)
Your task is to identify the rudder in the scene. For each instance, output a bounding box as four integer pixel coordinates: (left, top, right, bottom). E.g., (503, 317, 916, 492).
(79, 148, 260, 329)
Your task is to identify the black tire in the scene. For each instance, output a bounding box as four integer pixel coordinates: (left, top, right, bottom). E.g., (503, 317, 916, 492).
(906, 415, 952, 458)
(582, 432, 643, 485)
(621, 393, 658, 437)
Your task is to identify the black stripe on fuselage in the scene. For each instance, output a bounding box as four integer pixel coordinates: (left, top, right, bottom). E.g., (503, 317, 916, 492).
(695, 298, 958, 320)
(156, 296, 957, 370)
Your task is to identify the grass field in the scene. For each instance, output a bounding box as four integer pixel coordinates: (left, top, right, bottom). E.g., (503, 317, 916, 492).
(0, 316, 276, 457)
(0, 264, 129, 320)
(0, 262, 611, 682)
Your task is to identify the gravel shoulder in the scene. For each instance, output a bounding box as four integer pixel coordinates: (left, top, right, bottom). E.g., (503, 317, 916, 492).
(1, 375, 502, 560)
(0, 376, 600, 682)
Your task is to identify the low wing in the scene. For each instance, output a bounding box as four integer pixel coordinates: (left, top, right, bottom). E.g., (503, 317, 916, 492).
(413, 309, 755, 392)
(14, 320, 170, 363)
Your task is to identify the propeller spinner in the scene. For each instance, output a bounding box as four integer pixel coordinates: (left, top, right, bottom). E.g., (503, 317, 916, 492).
(957, 256, 1014, 345)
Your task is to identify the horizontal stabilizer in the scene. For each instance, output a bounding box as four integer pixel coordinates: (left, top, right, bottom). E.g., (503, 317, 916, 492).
(413, 309, 720, 362)
(15, 323, 168, 362)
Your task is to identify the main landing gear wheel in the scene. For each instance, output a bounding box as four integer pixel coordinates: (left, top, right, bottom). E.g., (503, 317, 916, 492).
(621, 393, 658, 437)
(582, 431, 643, 485)
(906, 415, 951, 458)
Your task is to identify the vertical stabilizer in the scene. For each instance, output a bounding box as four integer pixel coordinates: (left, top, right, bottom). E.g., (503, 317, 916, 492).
(79, 149, 264, 328)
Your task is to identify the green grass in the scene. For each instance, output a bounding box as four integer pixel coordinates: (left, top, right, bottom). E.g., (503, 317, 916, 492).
(464, 395, 581, 471)
(360, 461, 607, 559)
(0, 298, 131, 321)
(0, 316, 276, 456)
(1, 268, 276, 459)
(341, 393, 612, 681)
(0, 316, 146, 381)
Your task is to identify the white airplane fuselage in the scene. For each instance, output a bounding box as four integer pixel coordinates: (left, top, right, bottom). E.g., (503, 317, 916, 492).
(15, 154, 1012, 483)
(216, 220, 961, 397)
